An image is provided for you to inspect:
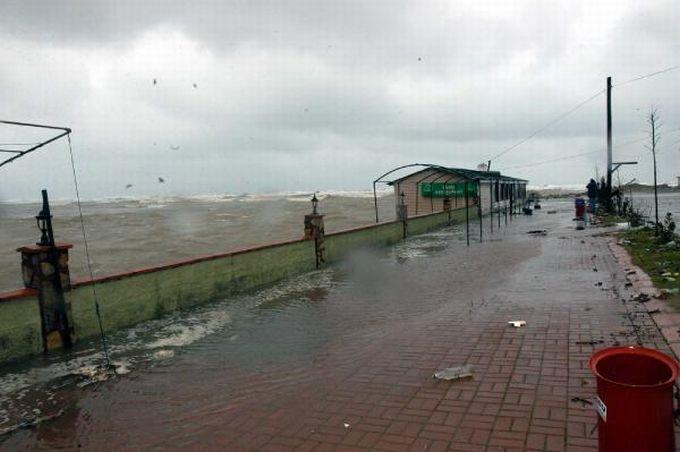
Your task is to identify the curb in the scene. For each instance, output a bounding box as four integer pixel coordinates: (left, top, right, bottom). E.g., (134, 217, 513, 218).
(606, 235, 680, 360)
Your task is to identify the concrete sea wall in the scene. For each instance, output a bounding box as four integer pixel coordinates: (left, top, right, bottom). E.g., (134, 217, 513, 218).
(0, 206, 475, 364)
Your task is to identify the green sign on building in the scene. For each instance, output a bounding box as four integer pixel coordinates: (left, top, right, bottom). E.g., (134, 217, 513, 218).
(421, 182, 477, 198)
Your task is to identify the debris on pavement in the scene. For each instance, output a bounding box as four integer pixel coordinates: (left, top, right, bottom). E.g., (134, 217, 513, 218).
(547, 210, 557, 214)
(526, 230, 547, 235)
(508, 320, 526, 328)
(0, 409, 65, 437)
(632, 293, 651, 303)
(570, 396, 593, 407)
(433, 364, 474, 381)
(575, 340, 603, 345)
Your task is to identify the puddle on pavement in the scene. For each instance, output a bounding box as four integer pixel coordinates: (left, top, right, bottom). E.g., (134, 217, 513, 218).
(0, 267, 337, 435)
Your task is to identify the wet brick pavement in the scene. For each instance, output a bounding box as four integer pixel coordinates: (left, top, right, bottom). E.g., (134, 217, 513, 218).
(2, 206, 678, 451)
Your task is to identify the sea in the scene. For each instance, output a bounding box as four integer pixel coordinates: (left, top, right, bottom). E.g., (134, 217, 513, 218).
(625, 192, 680, 224)
(0, 190, 397, 293)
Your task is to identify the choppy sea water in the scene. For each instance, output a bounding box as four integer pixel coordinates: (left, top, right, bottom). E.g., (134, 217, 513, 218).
(0, 191, 396, 292)
(625, 192, 680, 223)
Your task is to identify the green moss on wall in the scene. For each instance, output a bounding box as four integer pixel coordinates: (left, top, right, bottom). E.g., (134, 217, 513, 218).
(0, 296, 42, 363)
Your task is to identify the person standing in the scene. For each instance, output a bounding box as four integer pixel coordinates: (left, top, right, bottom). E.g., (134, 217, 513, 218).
(586, 178, 598, 214)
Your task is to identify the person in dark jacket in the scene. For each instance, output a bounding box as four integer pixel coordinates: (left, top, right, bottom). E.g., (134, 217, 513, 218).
(586, 178, 598, 213)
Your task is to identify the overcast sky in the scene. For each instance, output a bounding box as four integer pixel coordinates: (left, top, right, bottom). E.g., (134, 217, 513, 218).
(1, 0, 679, 201)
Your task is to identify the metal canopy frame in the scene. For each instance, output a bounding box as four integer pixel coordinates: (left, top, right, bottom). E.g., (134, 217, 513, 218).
(0, 119, 71, 169)
(371, 163, 527, 223)
(372, 163, 436, 223)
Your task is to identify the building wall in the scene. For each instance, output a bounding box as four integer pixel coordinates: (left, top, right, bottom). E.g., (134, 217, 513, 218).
(393, 170, 477, 217)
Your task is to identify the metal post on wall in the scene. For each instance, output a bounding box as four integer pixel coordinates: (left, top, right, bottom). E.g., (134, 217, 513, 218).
(497, 180, 501, 229)
(373, 181, 379, 223)
(489, 179, 494, 233)
(477, 180, 483, 242)
(465, 181, 470, 246)
(510, 184, 514, 218)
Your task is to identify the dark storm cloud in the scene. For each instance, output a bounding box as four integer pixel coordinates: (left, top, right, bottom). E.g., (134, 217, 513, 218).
(1, 0, 679, 200)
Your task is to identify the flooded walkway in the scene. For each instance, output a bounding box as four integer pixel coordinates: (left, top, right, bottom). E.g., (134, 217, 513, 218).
(1, 201, 677, 451)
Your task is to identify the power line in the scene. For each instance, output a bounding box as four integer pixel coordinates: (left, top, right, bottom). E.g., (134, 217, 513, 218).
(500, 132, 665, 172)
(488, 64, 678, 166)
(614, 65, 680, 87)
(0, 142, 41, 146)
(489, 89, 604, 162)
(500, 149, 601, 171)
(615, 127, 680, 157)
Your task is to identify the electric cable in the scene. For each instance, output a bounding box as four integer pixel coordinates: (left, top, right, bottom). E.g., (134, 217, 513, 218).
(488, 89, 604, 163)
(614, 65, 680, 88)
(65, 133, 112, 369)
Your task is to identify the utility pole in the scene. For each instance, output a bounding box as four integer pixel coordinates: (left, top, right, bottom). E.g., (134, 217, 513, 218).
(606, 76, 613, 196)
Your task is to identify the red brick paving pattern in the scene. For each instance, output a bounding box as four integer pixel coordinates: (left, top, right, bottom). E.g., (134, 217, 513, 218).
(210, 223, 678, 451)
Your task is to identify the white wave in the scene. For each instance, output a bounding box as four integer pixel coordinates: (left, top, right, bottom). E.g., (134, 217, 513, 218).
(1, 188, 394, 206)
(145, 310, 232, 349)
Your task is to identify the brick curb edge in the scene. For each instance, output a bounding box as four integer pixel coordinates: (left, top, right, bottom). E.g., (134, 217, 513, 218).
(606, 234, 680, 360)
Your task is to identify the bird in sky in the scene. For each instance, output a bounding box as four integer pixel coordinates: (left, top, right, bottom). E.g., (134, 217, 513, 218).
(158, 177, 165, 183)
(152, 78, 157, 85)
(125, 184, 133, 189)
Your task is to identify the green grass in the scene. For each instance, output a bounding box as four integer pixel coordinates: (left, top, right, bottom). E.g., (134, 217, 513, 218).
(596, 213, 621, 227)
(620, 227, 680, 310)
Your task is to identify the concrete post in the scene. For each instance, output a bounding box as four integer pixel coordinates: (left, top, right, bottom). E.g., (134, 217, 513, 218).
(304, 214, 325, 268)
(17, 243, 75, 351)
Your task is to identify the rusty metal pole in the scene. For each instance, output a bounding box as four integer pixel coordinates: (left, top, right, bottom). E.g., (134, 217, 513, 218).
(489, 179, 494, 232)
(373, 181, 379, 223)
(465, 181, 470, 246)
(497, 180, 501, 229)
(478, 180, 483, 242)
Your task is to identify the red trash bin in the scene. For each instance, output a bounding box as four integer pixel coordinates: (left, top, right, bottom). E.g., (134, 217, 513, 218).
(589, 346, 679, 452)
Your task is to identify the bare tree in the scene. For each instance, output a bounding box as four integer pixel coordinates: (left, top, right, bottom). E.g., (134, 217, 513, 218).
(645, 107, 662, 233)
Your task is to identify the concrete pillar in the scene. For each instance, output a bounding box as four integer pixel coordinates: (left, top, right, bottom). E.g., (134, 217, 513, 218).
(397, 202, 408, 238)
(17, 243, 75, 351)
(304, 214, 325, 268)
